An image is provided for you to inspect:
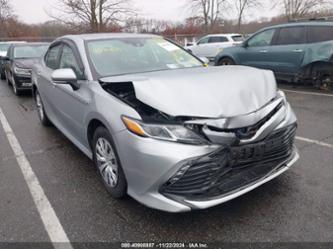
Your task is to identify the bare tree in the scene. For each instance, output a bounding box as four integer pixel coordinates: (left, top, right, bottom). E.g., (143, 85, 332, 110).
(0, 0, 13, 22)
(188, 0, 228, 33)
(278, 0, 329, 21)
(49, 0, 134, 32)
(234, 0, 262, 32)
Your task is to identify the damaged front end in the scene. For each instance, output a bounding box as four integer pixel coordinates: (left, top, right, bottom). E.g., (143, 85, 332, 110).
(100, 78, 298, 206)
(100, 80, 210, 145)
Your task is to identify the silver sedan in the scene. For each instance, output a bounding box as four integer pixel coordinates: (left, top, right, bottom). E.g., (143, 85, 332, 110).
(32, 33, 299, 212)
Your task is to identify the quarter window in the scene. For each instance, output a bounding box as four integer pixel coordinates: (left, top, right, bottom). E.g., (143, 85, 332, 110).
(308, 26, 333, 43)
(276, 27, 306, 45)
(247, 29, 275, 47)
(45, 45, 62, 70)
(59, 45, 84, 80)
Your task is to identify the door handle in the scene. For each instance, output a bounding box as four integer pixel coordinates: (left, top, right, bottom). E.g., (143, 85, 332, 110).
(259, 50, 268, 53)
(292, 49, 303, 53)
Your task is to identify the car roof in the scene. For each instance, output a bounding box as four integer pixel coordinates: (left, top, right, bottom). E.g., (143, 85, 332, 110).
(205, 33, 242, 37)
(60, 33, 159, 42)
(263, 21, 333, 30)
(0, 41, 26, 44)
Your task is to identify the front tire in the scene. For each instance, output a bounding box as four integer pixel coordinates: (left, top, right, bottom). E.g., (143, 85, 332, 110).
(10, 75, 21, 96)
(217, 57, 235, 66)
(92, 127, 127, 199)
(35, 89, 52, 126)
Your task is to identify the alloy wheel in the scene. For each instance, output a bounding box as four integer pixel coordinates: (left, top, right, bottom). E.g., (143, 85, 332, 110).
(219, 58, 235, 66)
(95, 138, 119, 188)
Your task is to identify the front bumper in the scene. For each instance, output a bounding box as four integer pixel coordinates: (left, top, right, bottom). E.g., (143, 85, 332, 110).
(114, 101, 299, 213)
(13, 74, 33, 90)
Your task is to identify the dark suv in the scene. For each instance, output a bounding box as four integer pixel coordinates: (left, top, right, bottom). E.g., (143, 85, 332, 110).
(4, 43, 49, 95)
(215, 21, 333, 88)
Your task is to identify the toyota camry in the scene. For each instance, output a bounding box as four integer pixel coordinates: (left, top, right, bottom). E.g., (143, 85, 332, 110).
(32, 33, 299, 212)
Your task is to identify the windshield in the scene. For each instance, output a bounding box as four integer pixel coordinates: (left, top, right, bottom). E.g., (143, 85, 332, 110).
(14, 45, 49, 59)
(232, 35, 244, 42)
(0, 44, 10, 52)
(86, 38, 203, 77)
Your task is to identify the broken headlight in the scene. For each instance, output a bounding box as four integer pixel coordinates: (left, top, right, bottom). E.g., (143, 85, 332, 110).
(122, 116, 207, 145)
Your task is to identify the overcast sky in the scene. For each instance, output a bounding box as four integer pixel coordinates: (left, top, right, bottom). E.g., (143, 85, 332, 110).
(11, 0, 277, 24)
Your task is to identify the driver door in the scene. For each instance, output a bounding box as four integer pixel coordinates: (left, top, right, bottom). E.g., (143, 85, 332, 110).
(49, 43, 90, 146)
(238, 28, 278, 70)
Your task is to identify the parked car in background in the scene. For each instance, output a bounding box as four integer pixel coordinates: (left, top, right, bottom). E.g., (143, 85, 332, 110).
(215, 21, 333, 88)
(186, 34, 244, 61)
(4, 42, 49, 95)
(32, 33, 298, 212)
(0, 41, 26, 79)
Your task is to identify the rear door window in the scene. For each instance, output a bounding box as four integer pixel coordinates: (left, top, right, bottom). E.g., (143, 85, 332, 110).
(308, 26, 333, 43)
(232, 35, 244, 42)
(275, 27, 306, 45)
(208, 36, 229, 43)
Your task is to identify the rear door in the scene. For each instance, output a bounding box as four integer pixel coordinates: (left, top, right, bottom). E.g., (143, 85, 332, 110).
(238, 28, 277, 69)
(37, 43, 63, 120)
(268, 26, 307, 75)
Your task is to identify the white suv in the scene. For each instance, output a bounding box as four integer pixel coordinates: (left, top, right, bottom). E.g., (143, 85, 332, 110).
(186, 34, 244, 61)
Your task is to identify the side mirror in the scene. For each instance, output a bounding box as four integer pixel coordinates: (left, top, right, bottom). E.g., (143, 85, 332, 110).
(51, 68, 80, 90)
(200, 57, 210, 64)
(242, 41, 249, 48)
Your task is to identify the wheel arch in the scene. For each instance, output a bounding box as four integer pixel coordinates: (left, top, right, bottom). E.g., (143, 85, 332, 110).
(87, 119, 108, 150)
(298, 60, 333, 85)
(215, 55, 237, 66)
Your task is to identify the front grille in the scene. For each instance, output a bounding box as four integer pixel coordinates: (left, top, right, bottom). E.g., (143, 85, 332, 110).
(161, 124, 297, 200)
(208, 101, 284, 139)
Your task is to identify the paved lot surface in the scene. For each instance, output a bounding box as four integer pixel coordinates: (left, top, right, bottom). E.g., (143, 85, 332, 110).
(0, 80, 333, 243)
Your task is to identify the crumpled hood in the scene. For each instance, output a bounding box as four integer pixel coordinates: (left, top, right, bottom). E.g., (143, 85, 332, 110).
(101, 66, 277, 118)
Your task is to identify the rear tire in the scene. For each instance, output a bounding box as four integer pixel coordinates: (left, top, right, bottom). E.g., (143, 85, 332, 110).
(218, 57, 235, 66)
(92, 127, 127, 199)
(35, 89, 52, 126)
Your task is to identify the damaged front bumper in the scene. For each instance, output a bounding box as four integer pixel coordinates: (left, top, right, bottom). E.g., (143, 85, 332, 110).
(114, 95, 299, 213)
(160, 124, 298, 209)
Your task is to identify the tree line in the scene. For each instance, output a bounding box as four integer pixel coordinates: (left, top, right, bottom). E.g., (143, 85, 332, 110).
(0, 0, 332, 39)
